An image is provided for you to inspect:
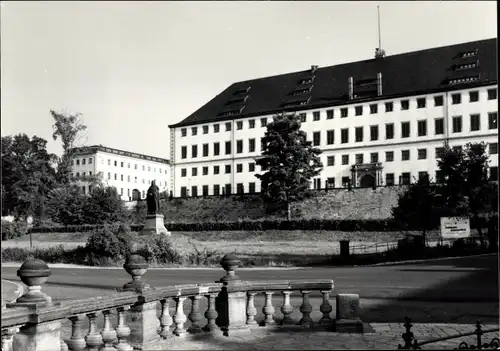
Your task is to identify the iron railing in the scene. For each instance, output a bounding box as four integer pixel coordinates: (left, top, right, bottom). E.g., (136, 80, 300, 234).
(398, 317, 500, 350)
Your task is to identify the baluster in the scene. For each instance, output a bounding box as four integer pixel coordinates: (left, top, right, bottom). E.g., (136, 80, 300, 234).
(173, 296, 187, 336)
(261, 291, 275, 326)
(66, 315, 86, 351)
(188, 295, 203, 334)
(246, 292, 258, 326)
(298, 291, 313, 328)
(60, 339, 69, 351)
(101, 310, 117, 351)
(319, 290, 333, 325)
(115, 306, 133, 351)
(2, 327, 18, 351)
(203, 293, 218, 333)
(159, 299, 173, 339)
(280, 291, 294, 325)
(85, 312, 103, 351)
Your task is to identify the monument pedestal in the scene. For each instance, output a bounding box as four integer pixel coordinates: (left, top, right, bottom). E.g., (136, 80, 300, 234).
(140, 214, 170, 236)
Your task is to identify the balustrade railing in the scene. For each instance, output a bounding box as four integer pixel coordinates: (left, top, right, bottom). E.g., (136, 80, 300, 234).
(1, 250, 362, 351)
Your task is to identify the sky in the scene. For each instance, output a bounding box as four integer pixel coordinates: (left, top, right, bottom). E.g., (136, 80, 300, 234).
(1, 1, 497, 159)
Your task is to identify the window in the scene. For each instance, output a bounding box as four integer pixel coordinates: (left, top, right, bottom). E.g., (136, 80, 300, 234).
(401, 122, 410, 138)
(191, 186, 198, 197)
(261, 118, 267, 127)
(313, 132, 321, 146)
(114, 161, 118, 167)
(261, 137, 266, 152)
(327, 156, 335, 166)
(417, 97, 426, 108)
(385, 102, 393, 112)
(369, 104, 378, 114)
(401, 150, 410, 161)
(313, 111, 320, 121)
(435, 118, 444, 135)
(202, 167, 209, 176)
(249, 119, 255, 129)
(192, 145, 198, 158)
(418, 149, 427, 160)
(434, 95, 443, 106)
(236, 183, 244, 194)
(108, 159, 111, 166)
(417, 120, 427, 136)
(434, 170, 444, 184)
(191, 168, 197, 177)
(181, 187, 187, 197)
(435, 147, 445, 159)
(249, 138, 255, 152)
(370, 152, 378, 163)
(213, 184, 220, 196)
(355, 127, 363, 142)
(203, 125, 209, 134)
(452, 145, 462, 153)
(127, 175, 130, 182)
(192, 127, 198, 136)
(249, 182, 256, 193)
(214, 124, 220, 133)
(134, 176, 137, 183)
(370, 125, 378, 141)
(107, 172, 110, 180)
(451, 93, 461, 104)
(490, 167, 498, 181)
(225, 141, 231, 155)
(299, 113, 306, 123)
(326, 130, 334, 145)
(342, 177, 350, 186)
(313, 178, 322, 190)
(355, 154, 363, 164)
(418, 171, 429, 182)
(386, 173, 395, 185)
(202, 185, 209, 196)
(236, 164, 243, 173)
(489, 143, 498, 155)
(76, 159, 80, 166)
(236, 140, 243, 154)
(327, 178, 335, 189)
(225, 122, 232, 131)
(120, 174, 123, 181)
(489, 112, 498, 129)
(134, 164, 137, 170)
(181, 128, 187, 137)
(385, 151, 394, 162)
(340, 108, 348, 118)
(214, 142, 220, 156)
(326, 110, 334, 119)
(469, 91, 479, 102)
(342, 155, 349, 165)
(114, 174, 117, 180)
(181, 169, 187, 177)
(214, 166, 220, 174)
(203, 144, 209, 157)
(385, 123, 394, 139)
(82, 159, 87, 165)
(249, 162, 255, 172)
(127, 163, 130, 168)
(355, 106, 363, 116)
(452, 116, 462, 133)
(142, 165, 145, 171)
(488, 88, 497, 100)
(225, 184, 231, 195)
(236, 121, 243, 130)
(470, 114, 480, 131)
(341, 129, 349, 143)
(225, 165, 231, 174)
(401, 172, 411, 185)
(401, 100, 409, 110)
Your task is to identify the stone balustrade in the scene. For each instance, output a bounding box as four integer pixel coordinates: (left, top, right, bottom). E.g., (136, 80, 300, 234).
(1, 253, 364, 351)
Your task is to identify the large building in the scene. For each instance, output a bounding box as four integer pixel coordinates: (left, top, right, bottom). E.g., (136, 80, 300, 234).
(69, 145, 170, 201)
(168, 38, 498, 198)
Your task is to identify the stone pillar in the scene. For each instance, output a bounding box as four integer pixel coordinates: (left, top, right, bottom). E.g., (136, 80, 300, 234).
(13, 320, 63, 351)
(126, 301, 161, 350)
(140, 214, 170, 236)
(333, 293, 364, 333)
(216, 254, 251, 336)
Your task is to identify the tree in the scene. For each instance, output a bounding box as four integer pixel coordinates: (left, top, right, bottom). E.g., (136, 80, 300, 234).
(255, 112, 323, 220)
(82, 186, 129, 225)
(45, 185, 87, 225)
(1, 134, 57, 220)
(50, 110, 87, 184)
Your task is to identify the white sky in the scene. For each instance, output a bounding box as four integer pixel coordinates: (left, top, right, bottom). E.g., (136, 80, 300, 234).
(1, 1, 497, 159)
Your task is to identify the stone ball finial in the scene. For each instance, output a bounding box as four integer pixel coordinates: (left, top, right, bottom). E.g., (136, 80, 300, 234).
(218, 253, 241, 283)
(121, 252, 150, 292)
(15, 258, 52, 306)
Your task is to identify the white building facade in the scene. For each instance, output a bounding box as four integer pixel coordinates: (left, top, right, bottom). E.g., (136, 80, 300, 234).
(168, 38, 498, 197)
(70, 145, 170, 201)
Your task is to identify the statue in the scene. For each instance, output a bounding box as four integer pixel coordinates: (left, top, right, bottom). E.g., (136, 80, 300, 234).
(146, 180, 160, 214)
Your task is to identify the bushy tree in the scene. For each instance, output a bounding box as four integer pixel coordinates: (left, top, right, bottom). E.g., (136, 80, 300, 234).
(255, 112, 323, 220)
(83, 186, 129, 225)
(45, 185, 87, 225)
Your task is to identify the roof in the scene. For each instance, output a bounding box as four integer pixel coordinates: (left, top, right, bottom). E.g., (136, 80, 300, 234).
(170, 38, 497, 129)
(70, 145, 170, 164)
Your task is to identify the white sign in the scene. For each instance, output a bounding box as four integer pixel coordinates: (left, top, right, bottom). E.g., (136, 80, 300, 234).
(440, 217, 471, 239)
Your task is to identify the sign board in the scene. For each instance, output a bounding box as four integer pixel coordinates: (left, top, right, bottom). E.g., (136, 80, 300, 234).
(440, 217, 471, 239)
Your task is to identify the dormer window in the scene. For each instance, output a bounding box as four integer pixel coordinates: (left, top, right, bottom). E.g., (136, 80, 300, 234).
(460, 49, 478, 59)
(292, 86, 313, 96)
(455, 61, 479, 71)
(299, 76, 315, 85)
(448, 75, 480, 85)
(233, 87, 251, 95)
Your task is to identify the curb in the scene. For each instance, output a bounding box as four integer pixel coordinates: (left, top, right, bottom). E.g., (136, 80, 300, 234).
(1, 279, 24, 304)
(357, 253, 497, 267)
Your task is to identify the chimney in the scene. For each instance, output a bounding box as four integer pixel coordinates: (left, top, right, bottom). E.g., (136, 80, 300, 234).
(377, 72, 382, 96)
(348, 77, 354, 100)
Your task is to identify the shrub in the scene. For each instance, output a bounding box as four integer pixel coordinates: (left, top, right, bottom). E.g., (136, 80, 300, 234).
(85, 223, 135, 265)
(1, 219, 28, 241)
(139, 235, 182, 265)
